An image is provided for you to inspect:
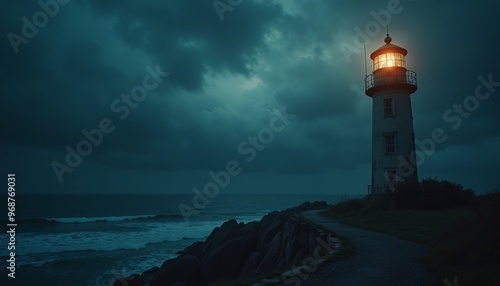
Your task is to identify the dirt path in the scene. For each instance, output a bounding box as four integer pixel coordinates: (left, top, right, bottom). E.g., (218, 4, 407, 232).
(293, 210, 433, 286)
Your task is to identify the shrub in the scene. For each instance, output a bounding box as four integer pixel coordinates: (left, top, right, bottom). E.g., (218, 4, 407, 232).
(331, 198, 367, 214)
(390, 178, 474, 210)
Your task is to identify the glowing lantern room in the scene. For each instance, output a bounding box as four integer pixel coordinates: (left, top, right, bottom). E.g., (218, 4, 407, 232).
(371, 35, 407, 70)
(365, 34, 417, 97)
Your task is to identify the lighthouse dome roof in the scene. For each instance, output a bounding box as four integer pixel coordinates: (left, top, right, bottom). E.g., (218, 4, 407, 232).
(370, 35, 408, 60)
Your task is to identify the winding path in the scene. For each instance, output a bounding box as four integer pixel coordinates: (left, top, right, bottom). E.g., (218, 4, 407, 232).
(295, 210, 433, 286)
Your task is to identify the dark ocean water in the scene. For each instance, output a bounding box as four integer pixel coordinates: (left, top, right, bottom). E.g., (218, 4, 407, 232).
(0, 194, 359, 286)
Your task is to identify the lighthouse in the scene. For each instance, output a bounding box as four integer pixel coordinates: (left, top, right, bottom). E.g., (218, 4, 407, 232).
(365, 33, 418, 195)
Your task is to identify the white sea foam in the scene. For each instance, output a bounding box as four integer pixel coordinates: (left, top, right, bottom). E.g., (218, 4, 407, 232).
(17, 219, 228, 255)
(46, 214, 158, 223)
(92, 244, 180, 285)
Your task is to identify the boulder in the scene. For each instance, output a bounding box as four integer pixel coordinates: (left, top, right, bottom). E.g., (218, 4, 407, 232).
(292, 247, 309, 264)
(308, 229, 321, 256)
(151, 255, 201, 286)
(201, 234, 256, 284)
(239, 251, 263, 279)
(255, 233, 282, 276)
(281, 220, 301, 262)
(142, 267, 159, 276)
(257, 214, 287, 249)
(240, 220, 259, 234)
(257, 211, 279, 234)
(298, 223, 311, 250)
(141, 267, 159, 283)
(113, 274, 143, 286)
(201, 219, 241, 257)
(179, 241, 204, 258)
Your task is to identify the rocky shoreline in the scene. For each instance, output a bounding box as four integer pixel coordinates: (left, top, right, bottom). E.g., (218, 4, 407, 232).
(113, 201, 341, 286)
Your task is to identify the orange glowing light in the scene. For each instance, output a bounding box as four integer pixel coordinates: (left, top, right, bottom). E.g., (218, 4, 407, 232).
(373, 52, 405, 71)
(386, 53, 395, 67)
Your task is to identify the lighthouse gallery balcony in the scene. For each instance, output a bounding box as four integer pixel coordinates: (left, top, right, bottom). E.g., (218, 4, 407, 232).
(365, 69, 418, 96)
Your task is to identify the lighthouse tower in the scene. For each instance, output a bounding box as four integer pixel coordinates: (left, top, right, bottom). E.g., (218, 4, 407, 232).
(365, 34, 418, 195)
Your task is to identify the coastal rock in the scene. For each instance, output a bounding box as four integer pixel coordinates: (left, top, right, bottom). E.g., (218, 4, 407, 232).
(239, 251, 263, 279)
(240, 220, 259, 234)
(282, 220, 300, 265)
(297, 201, 328, 210)
(141, 267, 160, 283)
(257, 212, 287, 249)
(255, 233, 282, 277)
(294, 247, 310, 264)
(201, 233, 256, 284)
(116, 201, 331, 286)
(142, 267, 159, 276)
(308, 228, 322, 256)
(178, 241, 205, 258)
(150, 255, 201, 286)
(201, 219, 241, 257)
(113, 274, 143, 286)
(298, 223, 311, 249)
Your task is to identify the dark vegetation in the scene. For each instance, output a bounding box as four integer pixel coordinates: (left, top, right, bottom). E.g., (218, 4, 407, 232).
(321, 178, 500, 286)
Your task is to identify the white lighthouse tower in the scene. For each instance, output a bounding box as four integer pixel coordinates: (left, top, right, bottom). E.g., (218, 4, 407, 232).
(365, 34, 418, 195)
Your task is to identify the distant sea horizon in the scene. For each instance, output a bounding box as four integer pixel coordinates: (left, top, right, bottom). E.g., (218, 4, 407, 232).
(1, 193, 363, 286)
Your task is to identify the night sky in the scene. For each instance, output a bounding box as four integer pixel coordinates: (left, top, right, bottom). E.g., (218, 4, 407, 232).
(1, 0, 499, 195)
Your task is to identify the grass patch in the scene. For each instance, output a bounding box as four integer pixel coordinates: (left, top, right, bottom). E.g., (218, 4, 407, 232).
(321, 208, 468, 244)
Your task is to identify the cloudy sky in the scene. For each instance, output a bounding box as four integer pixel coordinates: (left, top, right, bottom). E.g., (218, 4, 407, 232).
(1, 0, 499, 195)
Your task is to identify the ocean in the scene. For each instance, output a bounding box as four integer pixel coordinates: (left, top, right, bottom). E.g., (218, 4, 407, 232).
(1, 194, 356, 286)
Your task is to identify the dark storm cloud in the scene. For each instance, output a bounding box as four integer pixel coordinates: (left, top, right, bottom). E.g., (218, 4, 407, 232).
(86, 0, 283, 91)
(1, 0, 499, 194)
(274, 57, 358, 120)
(1, 0, 283, 166)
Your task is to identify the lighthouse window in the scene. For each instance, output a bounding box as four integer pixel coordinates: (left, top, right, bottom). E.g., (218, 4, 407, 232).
(373, 53, 405, 70)
(383, 98, 394, 117)
(384, 134, 397, 155)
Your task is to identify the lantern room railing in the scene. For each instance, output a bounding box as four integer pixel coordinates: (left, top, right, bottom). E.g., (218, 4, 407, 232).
(365, 70, 417, 93)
